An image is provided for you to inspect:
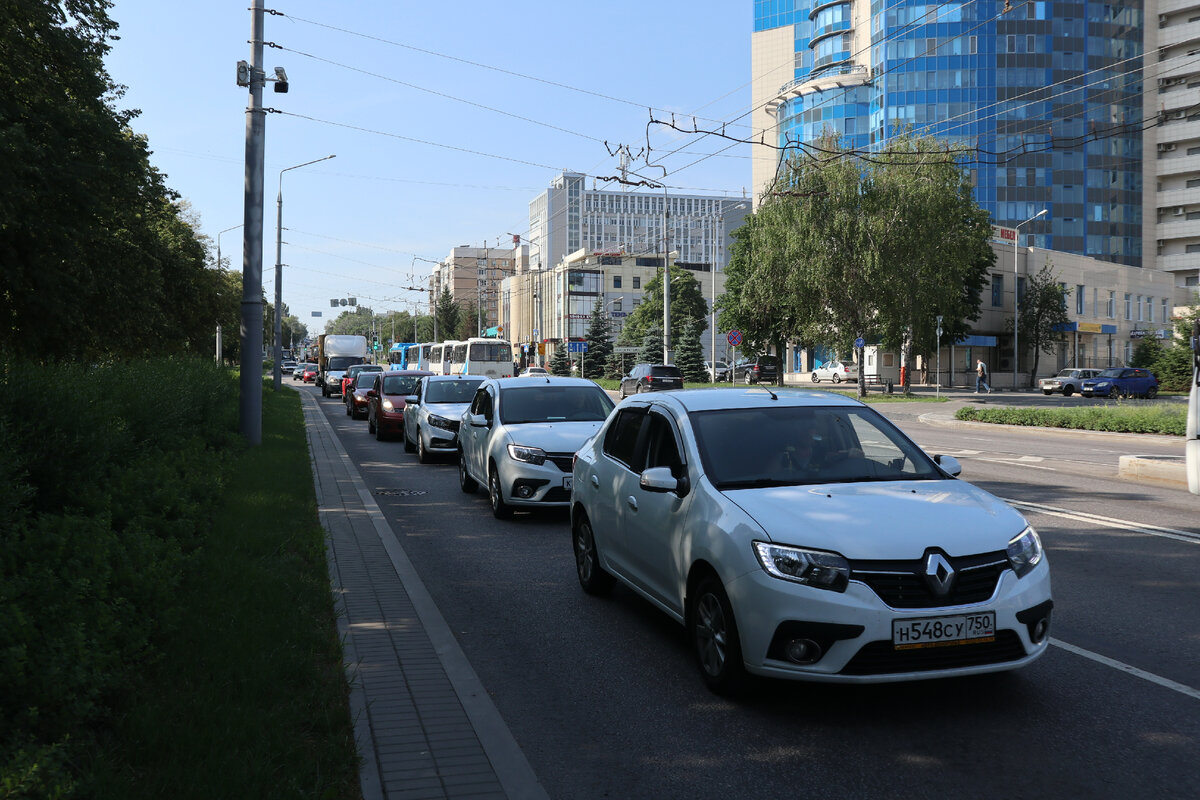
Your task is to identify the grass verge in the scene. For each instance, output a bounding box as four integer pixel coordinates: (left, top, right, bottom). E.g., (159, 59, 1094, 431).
(954, 403, 1187, 436)
(85, 384, 359, 799)
(590, 379, 946, 403)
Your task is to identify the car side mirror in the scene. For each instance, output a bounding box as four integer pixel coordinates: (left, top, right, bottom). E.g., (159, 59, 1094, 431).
(404, 395, 418, 404)
(468, 413, 488, 427)
(934, 454, 962, 477)
(367, 389, 377, 397)
(640, 466, 681, 493)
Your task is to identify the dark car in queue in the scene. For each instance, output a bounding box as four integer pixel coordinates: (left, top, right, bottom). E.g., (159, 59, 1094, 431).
(367, 370, 432, 441)
(619, 364, 684, 398)
(402, 374, 486, 461)
(345, 370, 381, 420)
(341, 363, 384, 399)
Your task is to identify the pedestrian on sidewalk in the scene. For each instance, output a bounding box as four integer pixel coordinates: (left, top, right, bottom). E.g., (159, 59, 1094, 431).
(976, 359, 992, 393)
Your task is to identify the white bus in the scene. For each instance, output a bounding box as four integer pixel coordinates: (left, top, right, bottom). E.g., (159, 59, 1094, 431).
(450, 337, 514, 378)
(402, 342, 432, 371)
(428, 341, 461, 375)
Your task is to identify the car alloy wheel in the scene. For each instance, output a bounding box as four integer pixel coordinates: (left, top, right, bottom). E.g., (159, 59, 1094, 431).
(832, 374, 841, 383)
(744, 373, 753, 385)
(689, 575, 746, 695)
(1147, 386, 1158, 399)
(811, 372, 819, 383)
(417, 430, 432, 463)
(573, 514, 615, 595)
(488, 467, 513, 519)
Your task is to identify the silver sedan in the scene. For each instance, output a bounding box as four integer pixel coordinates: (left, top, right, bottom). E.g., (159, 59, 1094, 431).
(402, 375, 484, 463)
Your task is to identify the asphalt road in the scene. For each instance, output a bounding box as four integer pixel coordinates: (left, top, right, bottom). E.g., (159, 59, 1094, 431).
(303, 383, 1200, 800)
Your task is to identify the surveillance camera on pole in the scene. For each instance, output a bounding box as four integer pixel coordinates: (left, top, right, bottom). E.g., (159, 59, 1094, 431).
(272, 66, 288, 93)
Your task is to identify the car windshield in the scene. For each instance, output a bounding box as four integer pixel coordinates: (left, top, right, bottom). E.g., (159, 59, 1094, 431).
(425, 378, 484, 403)
(689, 405, 942, 488)
(381, 375, 421, 395)
(355, 373, 377, 388)
(498, 386, 614, 424)
(1097, 368, 1123, 378)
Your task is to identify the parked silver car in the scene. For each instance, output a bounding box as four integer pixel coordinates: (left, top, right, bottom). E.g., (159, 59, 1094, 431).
(458, 376, 614, 518)
(402, 375, 484, 462)
(1038, 368, 1101, 396)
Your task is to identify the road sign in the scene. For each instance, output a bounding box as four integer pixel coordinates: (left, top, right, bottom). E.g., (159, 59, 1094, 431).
(568, 341, 588, 353)
(727, 330, 743, 347)
(614, 346, 639, 354)
(854, 337, 865, 349)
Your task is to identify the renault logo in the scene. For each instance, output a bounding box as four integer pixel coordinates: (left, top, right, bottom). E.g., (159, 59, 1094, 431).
(924, 552, 956, 597)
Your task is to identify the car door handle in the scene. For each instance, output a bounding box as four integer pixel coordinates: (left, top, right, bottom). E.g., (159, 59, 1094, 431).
(626, 496, 637, 511)
(590, 475, 599, 488)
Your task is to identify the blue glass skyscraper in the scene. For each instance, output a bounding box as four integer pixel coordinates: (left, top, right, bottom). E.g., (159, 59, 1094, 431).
(751, 0, 1144, 266)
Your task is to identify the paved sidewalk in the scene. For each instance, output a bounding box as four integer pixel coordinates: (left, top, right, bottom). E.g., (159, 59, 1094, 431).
(302, 392, 550, 800)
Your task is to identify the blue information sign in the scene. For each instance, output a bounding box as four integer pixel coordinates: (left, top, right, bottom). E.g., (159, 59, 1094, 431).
(568, 341, 588, 353)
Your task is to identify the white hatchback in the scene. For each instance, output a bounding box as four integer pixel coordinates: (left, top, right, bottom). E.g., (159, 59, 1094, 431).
(570, 388, 1052, 693)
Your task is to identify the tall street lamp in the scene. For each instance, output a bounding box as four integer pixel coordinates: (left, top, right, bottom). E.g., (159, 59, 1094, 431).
(274, 154, 335, 389)
(1013, 208, 1047, 390)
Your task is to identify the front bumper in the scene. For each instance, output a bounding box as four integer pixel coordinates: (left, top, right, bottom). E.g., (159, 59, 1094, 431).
(496, 453, 575, 507)
(724, 561, 1052, 683)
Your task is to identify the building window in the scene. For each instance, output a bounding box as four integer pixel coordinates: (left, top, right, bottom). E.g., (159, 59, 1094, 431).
(1124, 293, 1132, 320)
(613, 275, 622, 289)
(1076, 285, 1085, 315)
(1186, 244, 1200, 253)
(1059, 282, 1068, 309)
(1147, 297, 1155, 323)
(1137, 295, 1144, 321)
(1108, 291, 1116, 318)
(991, 274, 1004, 307)
(1163, 298, 1170, 319)
(633, 277, 641, 290)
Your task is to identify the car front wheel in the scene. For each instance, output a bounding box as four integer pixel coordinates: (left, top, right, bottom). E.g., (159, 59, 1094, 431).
(810, 372, 819, 383)
(1146, 386, 1158, 399)
(744, 373, 753, 385)
(688, 575, 746, 695)
(403, 425, 416, 453)
(573, 513, 615, 595)
(832, 374, 841, 383)
(488, 466, 513, 519)
(417, 430, 432, 463)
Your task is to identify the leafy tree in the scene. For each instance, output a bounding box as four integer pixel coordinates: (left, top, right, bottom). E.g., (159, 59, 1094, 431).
(582, 298, 613, 379)
(453, 300, 480, 341)
(619, 264, 708, 350)
(549, 341, 571, 375)
(719, 212, 793, 363)
(1012, 264, 1071, 388)
(638, 328, 665, 364)
(1151, 342, 1194, 391)
(1130, 336, 1164, 369)
(603, 351, 627, 380)
(675, 318, 707, 382)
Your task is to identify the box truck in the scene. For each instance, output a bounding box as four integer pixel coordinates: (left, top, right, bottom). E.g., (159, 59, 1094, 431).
(317, 334, 369, 397)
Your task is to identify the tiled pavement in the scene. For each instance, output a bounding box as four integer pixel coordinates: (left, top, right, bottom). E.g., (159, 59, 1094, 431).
(302, 392, 550, 800)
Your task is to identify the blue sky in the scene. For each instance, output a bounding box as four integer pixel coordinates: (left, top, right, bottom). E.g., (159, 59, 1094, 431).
(103, 1, 757, 330)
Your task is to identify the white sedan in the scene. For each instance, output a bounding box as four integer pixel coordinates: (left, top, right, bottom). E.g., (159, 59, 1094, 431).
(811, 360, 859, 383)
(570, 388, 1052, 693)
(458, 376, 614, 518)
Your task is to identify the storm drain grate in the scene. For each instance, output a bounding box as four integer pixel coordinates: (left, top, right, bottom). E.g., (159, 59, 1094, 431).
(374, 488, 428, 497)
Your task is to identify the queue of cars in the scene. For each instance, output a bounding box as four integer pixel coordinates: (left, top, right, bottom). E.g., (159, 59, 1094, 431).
(311, 368, 1056, 695)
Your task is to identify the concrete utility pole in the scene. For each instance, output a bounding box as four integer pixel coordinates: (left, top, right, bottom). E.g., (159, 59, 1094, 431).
(239, 0, 266, 444)
(1013, 208, 1047, 390)
(663, 187, 672, 364)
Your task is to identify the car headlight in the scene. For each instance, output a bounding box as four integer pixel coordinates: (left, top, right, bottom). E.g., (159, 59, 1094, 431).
(429, 414, 456, 431)
(382, 400, 395, 411)
(507, 444, 547, 465)
(1006, 527, 1044, 578)
(1097, 381, 1110, 388)
(753, 542, 849, 592)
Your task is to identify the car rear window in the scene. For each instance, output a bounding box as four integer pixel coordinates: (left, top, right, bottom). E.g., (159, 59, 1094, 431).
(757, 356, 780, 367)
(649, 366, 682, 378)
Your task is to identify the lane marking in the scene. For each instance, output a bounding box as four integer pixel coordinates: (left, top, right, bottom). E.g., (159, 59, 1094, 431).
(1003, 499, 1200, 545)
(977, 458, 1058, 471)
(1051, 639, 1200, 701)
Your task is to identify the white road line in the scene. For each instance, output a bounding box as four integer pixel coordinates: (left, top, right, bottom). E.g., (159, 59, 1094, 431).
(977, 458, 1058, 471)
(1051, 639, 1200, 701)
(1003, 499, 1200, 545)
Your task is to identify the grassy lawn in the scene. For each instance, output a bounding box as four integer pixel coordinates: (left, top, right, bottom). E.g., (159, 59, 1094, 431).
(86, 385, 359, 799)
(954, 403, 1187, 436)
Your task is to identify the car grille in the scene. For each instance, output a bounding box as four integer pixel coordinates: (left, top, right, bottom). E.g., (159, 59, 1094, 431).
(839, 630, 1027, 675)
(848, 551, 1008, 609)
(545, 453, 574, 473)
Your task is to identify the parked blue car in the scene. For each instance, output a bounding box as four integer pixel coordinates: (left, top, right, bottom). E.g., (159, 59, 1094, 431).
(1080, 367, 1159, 399)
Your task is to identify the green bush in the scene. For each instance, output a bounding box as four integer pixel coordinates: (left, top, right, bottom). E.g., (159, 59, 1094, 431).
(954, 403, 1187, 436)
(0, 357, 240, 795)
